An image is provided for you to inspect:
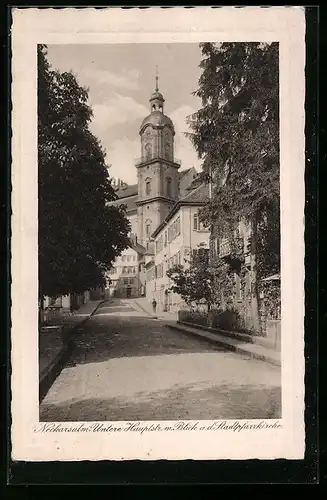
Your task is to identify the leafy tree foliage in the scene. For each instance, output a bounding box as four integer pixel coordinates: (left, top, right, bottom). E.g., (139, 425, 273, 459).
(189, 42, 279, 224)
(38, 45, 130, 299)
(187, 43, 280, 327)
(166, 249, 214, 312)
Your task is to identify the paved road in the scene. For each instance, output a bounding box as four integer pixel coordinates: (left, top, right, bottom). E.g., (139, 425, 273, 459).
(40, 299, 281, 421)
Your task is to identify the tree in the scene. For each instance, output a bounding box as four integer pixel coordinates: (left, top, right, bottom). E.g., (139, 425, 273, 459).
(38, 45, 130, 300)
(166, 249, 214, 312)
(187, 42, 280, 329)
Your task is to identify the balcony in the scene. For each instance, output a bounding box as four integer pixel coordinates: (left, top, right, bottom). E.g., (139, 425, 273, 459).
(135, 155, 181, 167)
(219, 237, 231, 258)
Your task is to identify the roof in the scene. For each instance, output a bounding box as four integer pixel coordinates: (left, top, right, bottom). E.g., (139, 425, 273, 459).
(113, 170, 193, 199)
(130, 241, 147, 254)
(178, 168, 192, 180)
(140, 111, 174, 132)
(109, 194, 137, 213)
(114, 184, 138, 199)
(150, 90, 164, 102)
(181, 183, 210, 204)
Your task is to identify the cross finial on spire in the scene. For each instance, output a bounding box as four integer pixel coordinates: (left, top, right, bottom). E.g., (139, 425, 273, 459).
(155, 65, 159, 91)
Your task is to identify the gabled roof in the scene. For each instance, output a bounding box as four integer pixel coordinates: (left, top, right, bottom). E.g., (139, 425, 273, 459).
(178, 168, 192, 179)
(180, 183, 210, 204)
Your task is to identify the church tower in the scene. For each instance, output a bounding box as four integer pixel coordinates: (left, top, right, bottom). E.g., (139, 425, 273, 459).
(135, 72, 180, 249)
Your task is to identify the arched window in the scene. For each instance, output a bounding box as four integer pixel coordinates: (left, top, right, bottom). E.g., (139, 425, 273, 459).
(146, 222, 151, 238)
(145, 143, 152, 160)
(165, 141, 171, 159)
(145, 179, 151, 196)
(166, 177, 172, 197)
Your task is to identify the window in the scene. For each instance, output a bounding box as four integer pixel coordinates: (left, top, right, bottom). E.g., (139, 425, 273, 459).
(127, 255, 131, 262)
(147, 266, 155, 282)
(121, 255, 126, 262)
(176, 217, 181, 236)
(156, 235, 164, 254)
(155, 263, 164, 279)
(166, 177, 172, 197)
(129, 278, 134, 285)
(145, 143, 152, 160)
(193, 213, 199, 231)
(146, 180, 151, 196)
(164, 231, 167, 247)
(167, 217, 181, 243)
(123, 278, 129, 285)
(193, 212, 206, 231)
(146, 223, 151, 238)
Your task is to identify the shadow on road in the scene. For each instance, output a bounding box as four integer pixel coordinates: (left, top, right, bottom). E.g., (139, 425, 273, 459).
(40, 382, 281, 422)
(66, 315, 226, 368)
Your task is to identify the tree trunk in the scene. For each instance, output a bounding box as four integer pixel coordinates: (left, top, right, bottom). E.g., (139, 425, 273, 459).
(251, 212, 263, 334)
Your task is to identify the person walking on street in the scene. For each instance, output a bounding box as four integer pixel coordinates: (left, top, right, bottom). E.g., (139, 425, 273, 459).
(152, 298, 157, 315)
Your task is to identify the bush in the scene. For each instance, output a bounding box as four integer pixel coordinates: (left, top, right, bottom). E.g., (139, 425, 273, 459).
(211, 308, 248, 333)
(178, 307, 252, 334)
(178, 309, 208, 327)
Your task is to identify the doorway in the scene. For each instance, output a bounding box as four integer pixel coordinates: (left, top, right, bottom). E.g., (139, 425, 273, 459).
(126, 287, 132, 298)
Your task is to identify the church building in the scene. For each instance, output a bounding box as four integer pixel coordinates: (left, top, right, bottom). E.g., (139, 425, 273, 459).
(106, 77, 210, 312)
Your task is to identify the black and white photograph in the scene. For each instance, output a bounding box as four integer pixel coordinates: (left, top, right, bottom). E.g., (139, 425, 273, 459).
(38, 41, 282, 422)
(11, 7, 305, 462)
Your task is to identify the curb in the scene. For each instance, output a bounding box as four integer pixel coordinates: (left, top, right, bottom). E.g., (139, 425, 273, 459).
(166, 323, 280, 367)
(39, 300, 106, 403)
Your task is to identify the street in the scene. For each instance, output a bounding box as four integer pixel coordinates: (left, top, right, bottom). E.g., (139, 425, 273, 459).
(40, 299, 281, 421)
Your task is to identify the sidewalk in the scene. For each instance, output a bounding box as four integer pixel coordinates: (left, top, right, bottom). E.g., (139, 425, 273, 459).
(39, 299, 103, 402)
(166, 322, 281, 367)
(130, 297, 178, 321)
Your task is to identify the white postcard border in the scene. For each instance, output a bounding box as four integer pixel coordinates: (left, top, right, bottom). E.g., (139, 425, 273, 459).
(11, 6, 305, 461)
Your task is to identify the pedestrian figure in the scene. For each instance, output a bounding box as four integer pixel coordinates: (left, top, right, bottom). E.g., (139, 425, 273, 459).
(152, 298, 157, 314)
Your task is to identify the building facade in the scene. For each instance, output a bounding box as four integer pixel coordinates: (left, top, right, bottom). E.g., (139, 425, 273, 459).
(146, 184, 210, 312)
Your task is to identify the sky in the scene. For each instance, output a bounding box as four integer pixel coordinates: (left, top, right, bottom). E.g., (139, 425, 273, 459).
(46, 43, 204, 185)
